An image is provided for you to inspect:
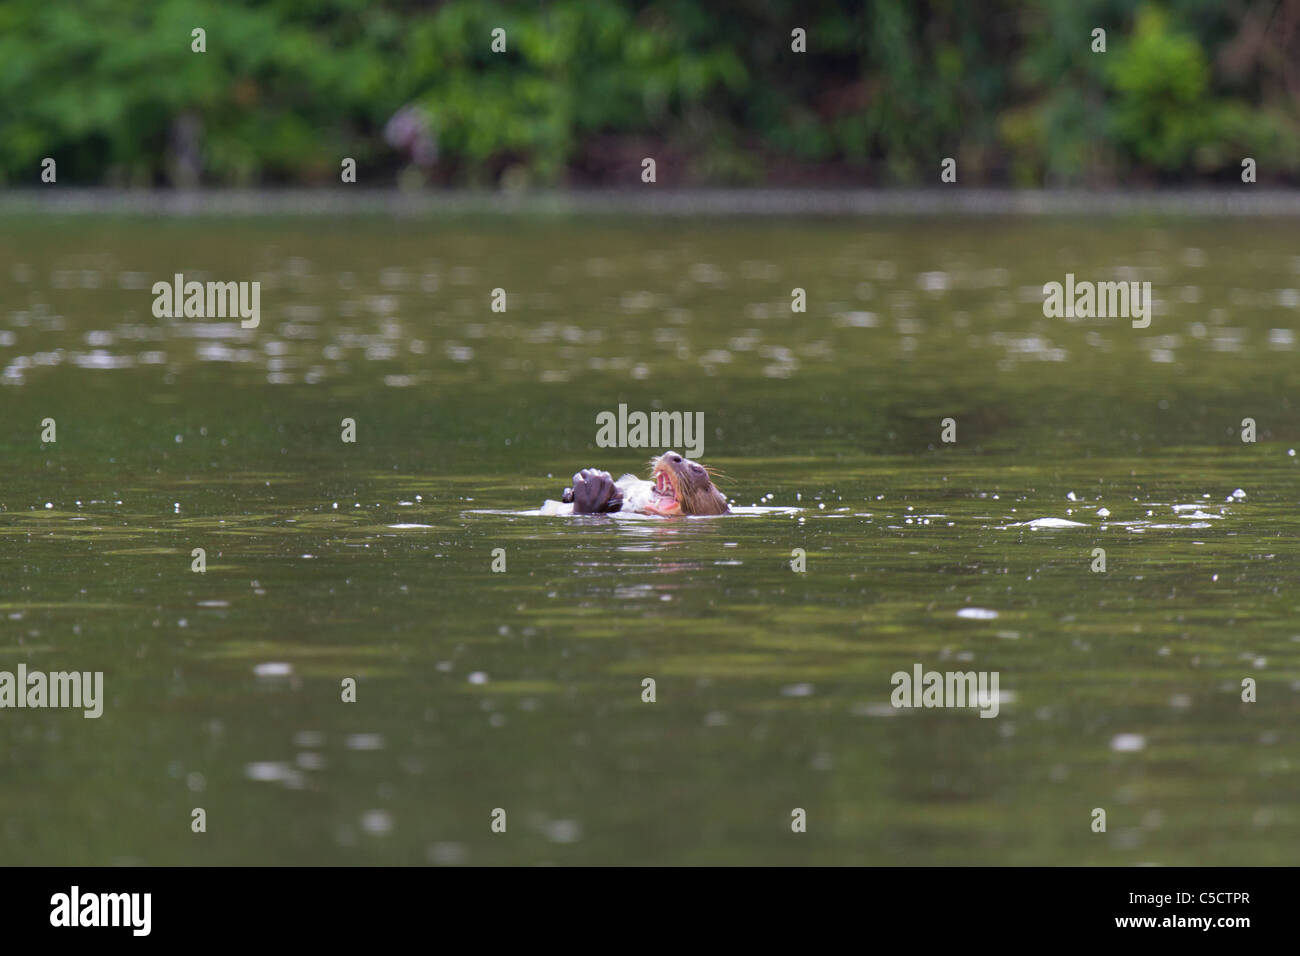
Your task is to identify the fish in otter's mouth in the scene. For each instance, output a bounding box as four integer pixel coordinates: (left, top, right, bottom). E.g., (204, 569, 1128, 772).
(558, 451, 730, 516)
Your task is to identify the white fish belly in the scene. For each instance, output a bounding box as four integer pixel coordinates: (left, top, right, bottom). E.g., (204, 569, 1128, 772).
(616, 475, 656, 513)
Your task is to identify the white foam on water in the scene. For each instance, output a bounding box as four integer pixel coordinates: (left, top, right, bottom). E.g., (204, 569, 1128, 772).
(1001, 517, 1088, 529)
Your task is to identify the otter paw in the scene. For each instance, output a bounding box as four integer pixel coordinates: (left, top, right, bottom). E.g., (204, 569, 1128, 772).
(569, 468, 623, 514)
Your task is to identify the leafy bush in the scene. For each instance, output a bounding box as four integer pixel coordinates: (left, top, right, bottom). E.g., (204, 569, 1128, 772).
(0, 0, 1295, 186)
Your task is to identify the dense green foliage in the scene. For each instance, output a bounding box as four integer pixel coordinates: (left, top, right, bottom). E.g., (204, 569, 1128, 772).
(2, 0, 1298, 186)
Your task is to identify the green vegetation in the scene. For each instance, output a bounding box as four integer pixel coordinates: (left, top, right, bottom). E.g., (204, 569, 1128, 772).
(2, 0, 1297, 187)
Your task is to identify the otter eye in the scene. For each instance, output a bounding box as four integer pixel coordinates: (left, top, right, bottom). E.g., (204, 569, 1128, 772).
(669, 454, 682, 463)
(690, 464, 705, 476)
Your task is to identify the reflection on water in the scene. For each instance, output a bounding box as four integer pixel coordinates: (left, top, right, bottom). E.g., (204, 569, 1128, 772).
(1, 216, 1298, 864)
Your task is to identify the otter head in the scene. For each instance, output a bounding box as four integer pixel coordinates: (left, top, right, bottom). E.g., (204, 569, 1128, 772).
(645, 451, 730, 516)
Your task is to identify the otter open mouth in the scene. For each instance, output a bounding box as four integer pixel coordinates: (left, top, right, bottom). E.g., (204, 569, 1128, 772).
(647, 462, 682, 515)
(653, 467, 678, 504)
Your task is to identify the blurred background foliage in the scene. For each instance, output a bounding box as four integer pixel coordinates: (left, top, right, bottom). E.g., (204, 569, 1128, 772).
(2, 0, 1299, 187)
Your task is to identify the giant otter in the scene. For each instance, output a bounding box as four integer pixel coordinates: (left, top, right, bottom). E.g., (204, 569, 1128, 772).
(555, 451, 730, 516)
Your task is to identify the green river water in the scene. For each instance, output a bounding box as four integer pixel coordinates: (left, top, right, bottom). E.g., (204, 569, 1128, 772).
(1, 214, 1297, 864)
